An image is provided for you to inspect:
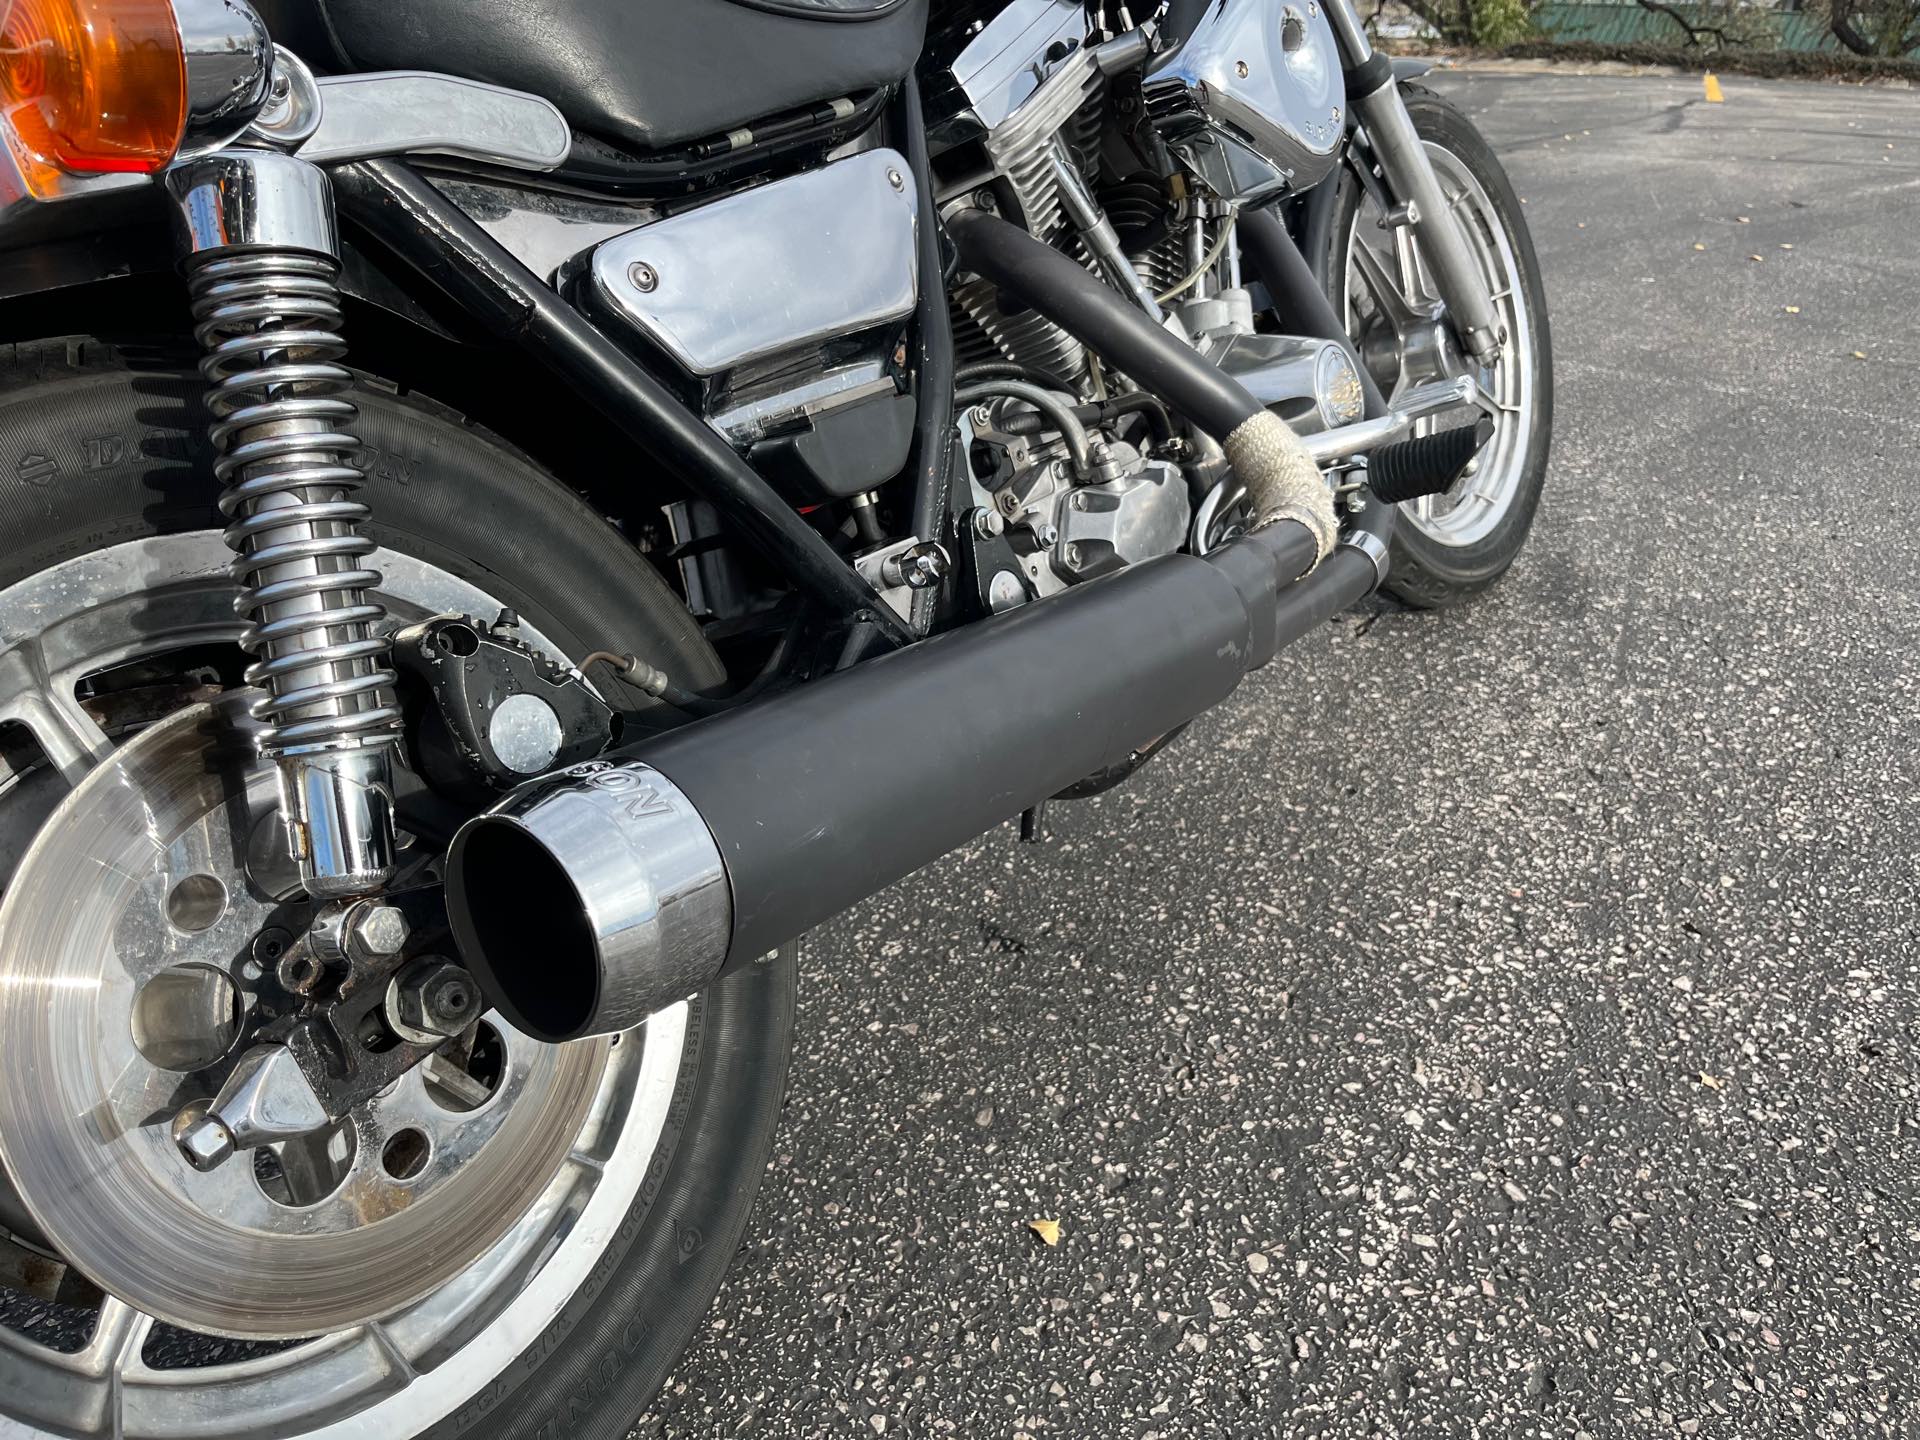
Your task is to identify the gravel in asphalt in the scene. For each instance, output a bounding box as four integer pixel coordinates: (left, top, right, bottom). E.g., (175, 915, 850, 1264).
(634, 70, 1920, 1439)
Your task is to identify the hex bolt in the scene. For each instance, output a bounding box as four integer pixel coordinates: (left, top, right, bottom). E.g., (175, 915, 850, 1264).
(1063, 542, 1084, 569)
(881, 544, 951, 591)
(346, 902, 409, 960)
(967, 507, 1006, 540)
(172, 1102, 235, 1172)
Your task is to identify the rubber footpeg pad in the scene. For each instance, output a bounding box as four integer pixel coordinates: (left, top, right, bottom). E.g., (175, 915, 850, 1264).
(1367, 417, 1495, 506)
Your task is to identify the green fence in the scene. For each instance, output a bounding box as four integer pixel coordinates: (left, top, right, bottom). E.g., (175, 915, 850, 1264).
(1532, 2, 1852, 51)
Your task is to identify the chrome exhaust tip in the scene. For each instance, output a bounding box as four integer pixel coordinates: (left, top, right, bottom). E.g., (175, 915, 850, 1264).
(445, 760, 733, 1042)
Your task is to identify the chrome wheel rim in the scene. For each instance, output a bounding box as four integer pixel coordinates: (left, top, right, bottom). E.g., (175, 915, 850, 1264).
(0, 534, 686, 1439)
(1343, 140, 1536, 549)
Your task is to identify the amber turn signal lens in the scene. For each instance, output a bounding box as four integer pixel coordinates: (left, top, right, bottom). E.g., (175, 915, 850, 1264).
(0, 0, 185, 187)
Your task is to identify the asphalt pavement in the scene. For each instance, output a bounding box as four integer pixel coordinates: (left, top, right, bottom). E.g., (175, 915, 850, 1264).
(635, 69, 1920, 1439)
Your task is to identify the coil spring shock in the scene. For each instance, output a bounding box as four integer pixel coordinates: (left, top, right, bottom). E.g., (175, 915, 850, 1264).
(186, 250, 401, 755)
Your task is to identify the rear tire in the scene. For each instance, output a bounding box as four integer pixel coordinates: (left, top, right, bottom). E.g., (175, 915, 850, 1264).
(0, 337, 793, 1439)
(1313, 84, 1554, 607)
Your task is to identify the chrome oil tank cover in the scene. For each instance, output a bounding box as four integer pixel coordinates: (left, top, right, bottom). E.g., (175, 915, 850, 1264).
(588, 147, 920, 377)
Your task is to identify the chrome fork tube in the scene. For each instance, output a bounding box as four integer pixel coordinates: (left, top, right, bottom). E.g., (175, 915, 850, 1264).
(164, 150, 401, 899)
(1326, 0, 1504, 364)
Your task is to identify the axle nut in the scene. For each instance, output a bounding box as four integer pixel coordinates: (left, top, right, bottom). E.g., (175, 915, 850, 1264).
(172, 1104, 236, 1172)
(387, 959, 481, 1043)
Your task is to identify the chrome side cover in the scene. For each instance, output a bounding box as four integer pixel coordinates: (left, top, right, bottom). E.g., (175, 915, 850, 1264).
(1145, 0, 1347, 202)
(588, 148, 920, 377)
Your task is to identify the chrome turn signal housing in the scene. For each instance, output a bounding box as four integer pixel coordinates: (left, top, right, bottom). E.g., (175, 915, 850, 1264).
(0, 0, 272, 198)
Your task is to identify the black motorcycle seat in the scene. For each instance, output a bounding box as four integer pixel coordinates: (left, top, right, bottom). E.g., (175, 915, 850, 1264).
(260, 0, 928, 152)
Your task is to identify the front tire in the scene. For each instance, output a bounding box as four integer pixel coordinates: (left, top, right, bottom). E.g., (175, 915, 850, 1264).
(1314, 84, 1555, 607)
(0, 338, 792, 1439)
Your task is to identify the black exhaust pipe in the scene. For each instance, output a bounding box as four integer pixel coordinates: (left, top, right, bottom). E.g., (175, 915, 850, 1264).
(445, 209, 1394, 1042)
(448, 503, 1389, 1041)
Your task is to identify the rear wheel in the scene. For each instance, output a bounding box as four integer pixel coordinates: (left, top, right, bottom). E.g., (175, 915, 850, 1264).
(1316, 84, 1554, 607)
(0, 339, 793, 1439)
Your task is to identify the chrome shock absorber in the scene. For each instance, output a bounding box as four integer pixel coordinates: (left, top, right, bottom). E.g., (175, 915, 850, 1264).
(166, 150, 400, 899)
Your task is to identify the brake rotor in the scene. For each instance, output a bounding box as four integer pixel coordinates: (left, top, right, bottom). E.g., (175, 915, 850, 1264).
(0, 702, 607, 1337)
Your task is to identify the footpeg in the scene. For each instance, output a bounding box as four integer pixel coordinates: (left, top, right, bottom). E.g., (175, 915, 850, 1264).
(1365, 417, 1495, 506)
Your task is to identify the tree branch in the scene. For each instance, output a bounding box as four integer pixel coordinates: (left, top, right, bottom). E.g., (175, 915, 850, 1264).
(1401, 0, 1471, 42)
(1633, 0, 1729, 44)
(1826, 0, 1877, 51)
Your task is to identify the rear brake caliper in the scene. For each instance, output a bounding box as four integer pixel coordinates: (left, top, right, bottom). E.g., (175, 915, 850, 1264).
(392, 613, 614, 800)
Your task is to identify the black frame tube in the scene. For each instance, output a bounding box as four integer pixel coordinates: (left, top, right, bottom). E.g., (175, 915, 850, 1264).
(332, 158, 915, 651)
(947, 208, 1263, 442)
(897, 72, 956, 634)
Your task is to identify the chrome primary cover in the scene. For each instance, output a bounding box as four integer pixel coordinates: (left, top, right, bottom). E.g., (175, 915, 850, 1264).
(0, 703, 608, 1338)
(1144, 0, 1346, 202)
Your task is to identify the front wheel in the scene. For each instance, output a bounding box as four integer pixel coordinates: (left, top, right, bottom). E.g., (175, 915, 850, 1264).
(1315, 83, 1555, 607)
(0, 339, 793, 1439)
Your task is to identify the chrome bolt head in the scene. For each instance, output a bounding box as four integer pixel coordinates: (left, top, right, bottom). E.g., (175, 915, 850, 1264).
(903, 551, 949, 588)
(886, 167, 906, 191)
(347, 903, 409, 959)
(967, 507, 1006, 540)
(627, 261, 659, 292)
(172, 1104, 235, 1172)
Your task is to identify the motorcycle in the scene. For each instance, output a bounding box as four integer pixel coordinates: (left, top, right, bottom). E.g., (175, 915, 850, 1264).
(0, 0, 1550, 1432)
